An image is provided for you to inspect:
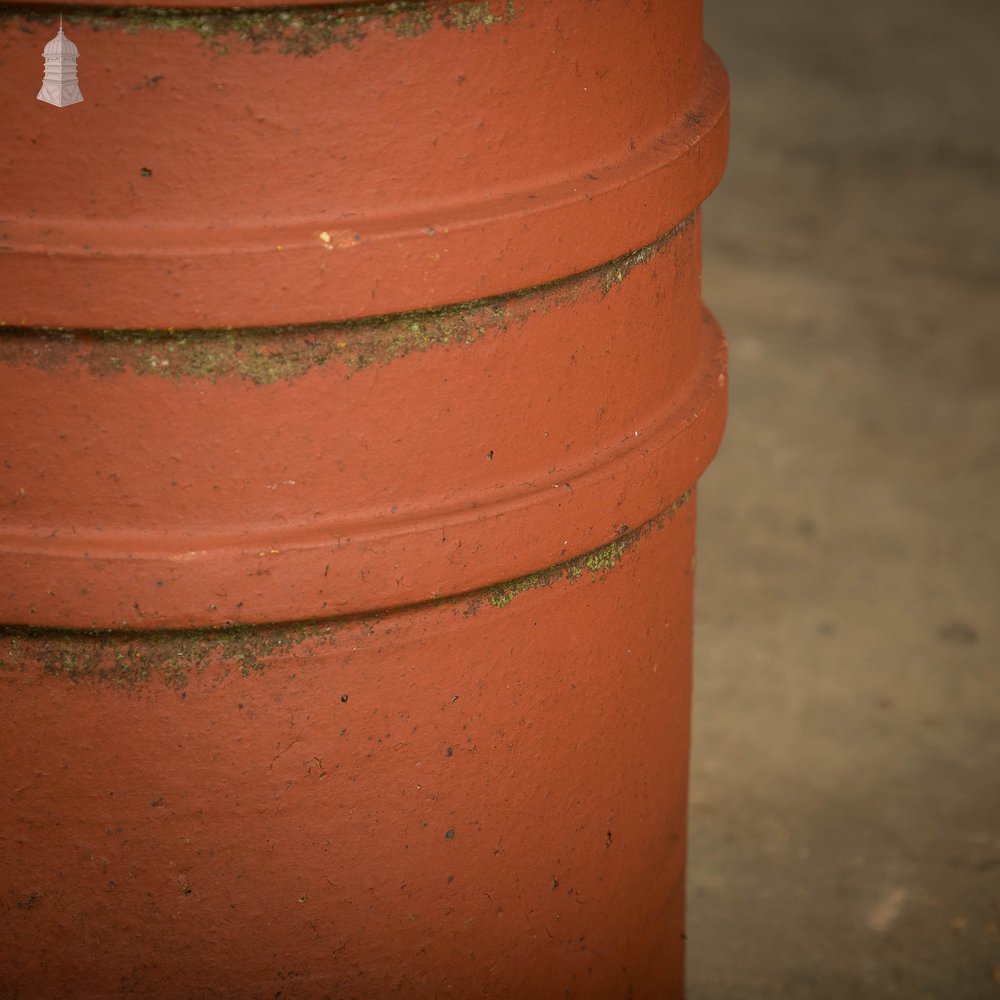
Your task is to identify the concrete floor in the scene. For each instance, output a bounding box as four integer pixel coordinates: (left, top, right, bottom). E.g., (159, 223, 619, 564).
(688, 1, 1000, 997)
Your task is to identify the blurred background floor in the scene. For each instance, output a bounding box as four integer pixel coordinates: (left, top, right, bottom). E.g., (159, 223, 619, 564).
(688, 1, 1000, 997)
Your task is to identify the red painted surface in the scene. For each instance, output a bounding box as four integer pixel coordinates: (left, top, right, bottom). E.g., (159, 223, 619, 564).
(3, 510, 697, 998)
(0, 1, 728, 996)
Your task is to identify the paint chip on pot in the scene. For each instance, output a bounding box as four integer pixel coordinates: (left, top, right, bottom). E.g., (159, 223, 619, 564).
(318, 230, 357, 249)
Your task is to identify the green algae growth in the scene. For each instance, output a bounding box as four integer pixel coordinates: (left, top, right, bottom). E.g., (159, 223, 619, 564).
(1, 2, 520, 57)
(0, 220, 691, 386)
(0, 620, 337, 690)
(471, 491, 692, 613)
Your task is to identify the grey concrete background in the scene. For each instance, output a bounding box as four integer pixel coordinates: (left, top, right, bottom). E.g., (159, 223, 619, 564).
(688, 1, 1000, 997)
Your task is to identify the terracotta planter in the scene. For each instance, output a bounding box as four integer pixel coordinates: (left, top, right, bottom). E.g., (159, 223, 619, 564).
(0, 1, 728, 996)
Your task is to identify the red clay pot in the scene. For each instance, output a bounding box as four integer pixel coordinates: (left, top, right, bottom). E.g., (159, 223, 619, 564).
(0, 1, 728, 996)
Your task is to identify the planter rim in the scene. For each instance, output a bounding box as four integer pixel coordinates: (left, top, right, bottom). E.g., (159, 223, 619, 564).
(0, 310, 726, 631)
(0, 48, 728, 330)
